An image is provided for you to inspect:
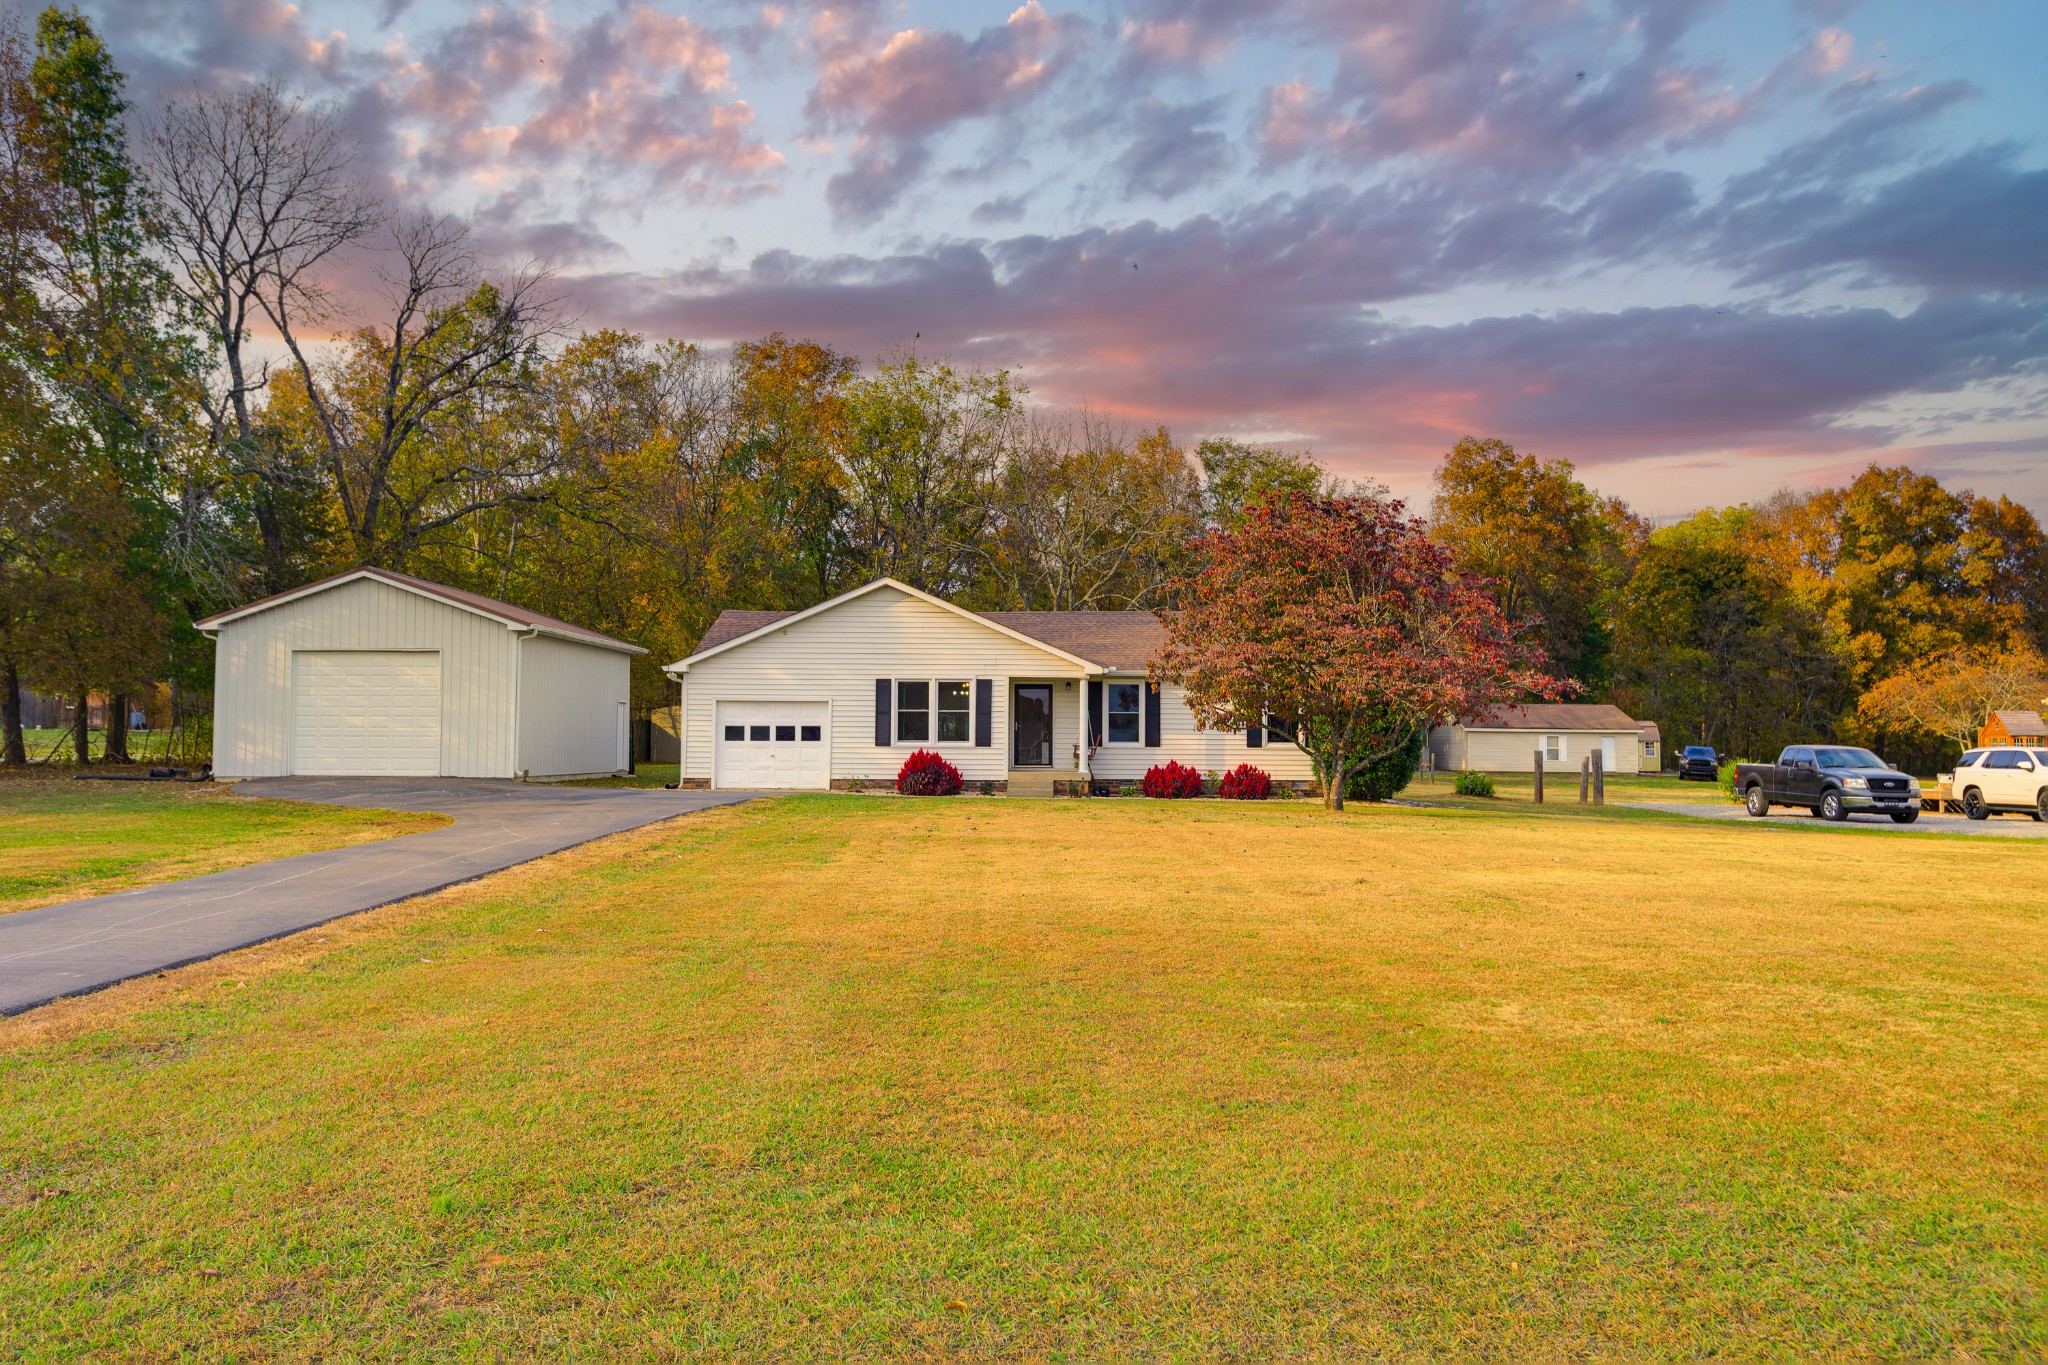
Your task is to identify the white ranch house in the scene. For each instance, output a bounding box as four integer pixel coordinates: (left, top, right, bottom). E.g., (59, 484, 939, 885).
(667, 578, 1315, 794)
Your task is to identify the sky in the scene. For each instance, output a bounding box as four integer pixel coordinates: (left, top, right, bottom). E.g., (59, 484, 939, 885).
(62, 0, 2048, 518)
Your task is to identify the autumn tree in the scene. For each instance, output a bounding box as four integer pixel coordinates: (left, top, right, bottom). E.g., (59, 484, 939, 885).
(1155, 492, 1566, 810)
(1610, 520, 1847, 758)
(1196, 437, 1325, 531)
(1430, 436, 1645, 690)
(1856, 645, 2048, 755)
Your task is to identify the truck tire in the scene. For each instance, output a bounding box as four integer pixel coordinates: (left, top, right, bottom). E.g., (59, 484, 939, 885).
(1889, 810, 1918, 824)
(1963, 788, 1989, 821)
(1820, 790, 1847, 822)
(1745, 785, 1769, 817)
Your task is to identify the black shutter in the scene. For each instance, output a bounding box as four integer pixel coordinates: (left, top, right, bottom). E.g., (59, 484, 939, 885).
(974, 678, 992, 747)
(874, 679, 892, 747)
(1246, 723, 1263, 749)
(1144, 683, 1162, 747)
(1087, 680, 1104, 747)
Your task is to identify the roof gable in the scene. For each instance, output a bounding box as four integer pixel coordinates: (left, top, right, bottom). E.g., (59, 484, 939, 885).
(194, 567, 645, 654)
(668, 579, 1106, 673)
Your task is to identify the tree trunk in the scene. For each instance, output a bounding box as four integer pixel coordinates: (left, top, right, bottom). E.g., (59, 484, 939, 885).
(105, 690, 131, 763)
(71, 689, 92, 765)
(0, 660, 24, 766)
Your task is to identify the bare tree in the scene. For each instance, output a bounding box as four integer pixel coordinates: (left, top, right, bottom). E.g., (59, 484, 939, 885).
(279, 212, 565, 567)
(975, 409, 1202, 609)
(144, 83, 383, 588)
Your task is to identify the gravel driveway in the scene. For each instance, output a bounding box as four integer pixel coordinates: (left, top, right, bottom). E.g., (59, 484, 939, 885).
(0, 778, 756, 1015)
(1620, 800, 2048, 838)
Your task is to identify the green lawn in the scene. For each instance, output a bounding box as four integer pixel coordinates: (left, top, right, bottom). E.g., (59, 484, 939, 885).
(1, 794, 2041, 1355)
(0, 777, 446, 916)
(16, 727, 209, 766)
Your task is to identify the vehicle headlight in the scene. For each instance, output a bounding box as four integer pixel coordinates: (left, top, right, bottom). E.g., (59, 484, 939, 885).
(1842, 775, 1868, 789)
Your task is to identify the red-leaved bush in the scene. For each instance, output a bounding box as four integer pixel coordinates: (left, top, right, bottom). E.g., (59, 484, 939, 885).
(1141, 760, 1204, 799)
(897, 749, 963, 796)
(1218, 763, 1271, 800)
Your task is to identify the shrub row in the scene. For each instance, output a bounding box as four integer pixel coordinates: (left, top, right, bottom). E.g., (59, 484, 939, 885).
(893, 751, 1278, 799)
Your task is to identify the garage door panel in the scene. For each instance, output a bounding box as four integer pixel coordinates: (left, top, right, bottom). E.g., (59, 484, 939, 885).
(715, 701, 828, 789)
(292, 651, 442, 776)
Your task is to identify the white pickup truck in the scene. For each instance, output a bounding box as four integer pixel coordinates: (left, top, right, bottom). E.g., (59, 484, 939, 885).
(1948, 748, 2048, 821)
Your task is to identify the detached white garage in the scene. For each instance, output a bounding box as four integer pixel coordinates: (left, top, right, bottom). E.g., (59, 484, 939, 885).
(197, 567, 646, 780)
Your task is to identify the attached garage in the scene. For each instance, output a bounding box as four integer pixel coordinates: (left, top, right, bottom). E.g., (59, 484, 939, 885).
(197, 568, 646, 780)
(714, 701, 830, 789)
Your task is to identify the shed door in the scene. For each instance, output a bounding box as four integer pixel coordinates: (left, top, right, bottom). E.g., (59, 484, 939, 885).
(292, 651, 442, 776)
(1600, 737, 1618, 772)
(714, 701, 829, 789)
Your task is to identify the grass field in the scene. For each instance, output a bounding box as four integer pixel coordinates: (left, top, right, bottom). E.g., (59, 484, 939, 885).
(1, 794, 2042, 1355)
(0, 777, 446, 916)
(16, 727, 210, 766)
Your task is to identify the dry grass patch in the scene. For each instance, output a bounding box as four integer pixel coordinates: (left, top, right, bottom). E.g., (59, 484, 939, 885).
(0, 795, 2041, 1356)
(0, 777, 447, 915)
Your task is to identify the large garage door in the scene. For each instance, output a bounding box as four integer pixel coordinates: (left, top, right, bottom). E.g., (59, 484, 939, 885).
(292, 651, 442, 776)
(715, 701, 829, 789)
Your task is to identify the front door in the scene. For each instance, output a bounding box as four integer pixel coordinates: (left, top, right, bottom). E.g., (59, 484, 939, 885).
(1012, 685, 1053, 767)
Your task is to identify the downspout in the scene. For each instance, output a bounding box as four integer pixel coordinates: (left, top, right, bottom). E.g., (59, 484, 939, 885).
(509, 625, 538, 780)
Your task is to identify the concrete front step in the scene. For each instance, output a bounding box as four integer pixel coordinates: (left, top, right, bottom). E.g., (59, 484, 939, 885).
(1006, 770, 1058, 798)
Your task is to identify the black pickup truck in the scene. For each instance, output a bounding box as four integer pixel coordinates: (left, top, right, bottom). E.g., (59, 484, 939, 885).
(1734, 746, 1921, 823)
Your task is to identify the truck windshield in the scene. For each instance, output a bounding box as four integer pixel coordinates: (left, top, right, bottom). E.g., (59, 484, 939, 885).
(1684, 747, 1714, 758)
(1815, 747, 1884, 769)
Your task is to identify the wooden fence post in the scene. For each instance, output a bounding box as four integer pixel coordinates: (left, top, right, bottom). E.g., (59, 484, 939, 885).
(1593, 748, 1605, 806)
(1533, 750, 1544, 803)
(1579, 755, 1590, 804)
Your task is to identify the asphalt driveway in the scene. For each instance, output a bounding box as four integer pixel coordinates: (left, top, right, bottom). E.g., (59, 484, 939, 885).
(0, 778, 756, 1015)
(1620, 800, 2048, 838)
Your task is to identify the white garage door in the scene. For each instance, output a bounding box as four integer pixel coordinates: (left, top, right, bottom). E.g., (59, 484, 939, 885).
(292, 651, 442, 776)
(715, 701, 829, 789)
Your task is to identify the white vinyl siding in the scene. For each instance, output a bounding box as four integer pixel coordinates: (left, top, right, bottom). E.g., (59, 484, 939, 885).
(1428, 726, 1647, 774)
(516, 633, 632, 778)
(679, 586, 1091, 784)
(1086, 677, 1316, 785)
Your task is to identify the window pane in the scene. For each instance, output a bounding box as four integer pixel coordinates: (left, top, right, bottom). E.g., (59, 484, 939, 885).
(897, 679, 929, 742)
(937, 680, 970, 742)
(1109, 683, 1141, 715)
(800, 725, 821, 742)
(1108, 713, 1139, 743)
(724, 725, 745, 741)
(776, 725, 796, 742)
(749, 725, 769, 741)
(897, 680, 929, 711)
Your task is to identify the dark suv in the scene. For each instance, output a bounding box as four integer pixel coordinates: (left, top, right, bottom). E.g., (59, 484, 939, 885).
(1676, 745, 1722, 781)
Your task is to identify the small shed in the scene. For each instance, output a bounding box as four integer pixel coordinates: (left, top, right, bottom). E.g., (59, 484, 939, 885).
(1978, 710, 2048, 749)
(1430, 703, 1657, 775)
(196, 568, 645, 780)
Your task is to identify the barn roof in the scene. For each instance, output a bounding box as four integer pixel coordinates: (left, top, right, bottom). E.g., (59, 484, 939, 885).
(1993, 710, 2048, 737)
(193, 567, 645, 654)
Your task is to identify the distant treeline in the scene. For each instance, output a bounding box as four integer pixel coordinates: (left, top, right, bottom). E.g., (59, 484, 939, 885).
(2, 9, 2042, 768)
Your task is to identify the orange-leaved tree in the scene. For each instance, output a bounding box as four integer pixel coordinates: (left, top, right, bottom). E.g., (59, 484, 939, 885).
(1154, 491, 1568, 810)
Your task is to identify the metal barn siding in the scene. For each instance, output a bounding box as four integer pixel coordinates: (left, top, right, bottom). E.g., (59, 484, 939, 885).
(516, 633, 631, 778)
(210, 578, 519, 778)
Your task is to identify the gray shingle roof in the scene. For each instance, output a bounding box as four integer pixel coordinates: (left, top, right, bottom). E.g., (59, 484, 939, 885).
(1462, 702, 1648, 731)
(1993, 709, 2048, 737)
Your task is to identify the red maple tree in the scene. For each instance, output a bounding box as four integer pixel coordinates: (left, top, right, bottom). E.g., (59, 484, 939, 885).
(1153, 491, 1568, 810)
